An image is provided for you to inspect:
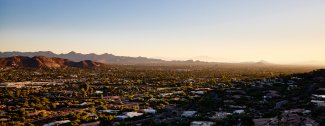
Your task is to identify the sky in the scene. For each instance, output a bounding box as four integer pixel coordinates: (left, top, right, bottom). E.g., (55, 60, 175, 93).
(0, 0, 324, 64)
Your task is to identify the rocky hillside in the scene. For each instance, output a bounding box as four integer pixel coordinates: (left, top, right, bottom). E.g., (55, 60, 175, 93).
(0, 56, 106, 68)
(0, 51, 164, 64)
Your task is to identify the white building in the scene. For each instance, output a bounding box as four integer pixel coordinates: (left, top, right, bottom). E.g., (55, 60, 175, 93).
(210, 112, 232, 120)
(143, 109, 157, 114)
(43, 120, 71, 126)
(311, 100, 325, 107)
(312, 94, 325, 99)
(125, 112, 143, 118)
(233, 110, 245, 114)
(160, 93, 173, 97)
(98, 109, 120, 113)
(116, 112, 144, 120)
(182, 111, 197, 117)
(95, 91, 103, 94)
(191, 91, 205, 95)
(79, 102, 88, 106)
(190, 121, 216, 126)
(116, 115, 128, 120)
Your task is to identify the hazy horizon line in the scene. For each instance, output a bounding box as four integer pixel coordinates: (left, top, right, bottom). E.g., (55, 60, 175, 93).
(1, 50, 324, 67)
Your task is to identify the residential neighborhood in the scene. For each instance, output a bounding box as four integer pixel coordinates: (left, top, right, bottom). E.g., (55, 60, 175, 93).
(0, 66, 324, 125)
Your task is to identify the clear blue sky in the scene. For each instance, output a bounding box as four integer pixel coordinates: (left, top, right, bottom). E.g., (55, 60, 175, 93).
(0, 0, 324, 63)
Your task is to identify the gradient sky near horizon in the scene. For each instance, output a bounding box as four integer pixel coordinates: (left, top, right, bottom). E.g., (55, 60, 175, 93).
(0, 0, 324, 64)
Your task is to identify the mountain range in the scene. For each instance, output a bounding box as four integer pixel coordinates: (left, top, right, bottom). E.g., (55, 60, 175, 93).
(0, 51, 165, 64)
(0, 56, 105, 68)
(0, 51, 279, 66)
(1, 51, 322, 70)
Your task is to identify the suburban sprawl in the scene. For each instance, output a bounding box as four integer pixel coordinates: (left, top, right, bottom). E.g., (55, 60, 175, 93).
(0, 65, 324, 126)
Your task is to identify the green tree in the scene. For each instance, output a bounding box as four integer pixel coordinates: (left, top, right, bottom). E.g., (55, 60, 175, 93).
(98, 105, 107, 110)
(81, 88, 87, 97)
(86, 83, 90, 92)
(100, 115, 115, 125)
(51, 103, 57, 109)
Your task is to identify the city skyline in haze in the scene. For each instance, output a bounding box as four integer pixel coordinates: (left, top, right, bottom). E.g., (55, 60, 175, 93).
(1, 0, 324, 65)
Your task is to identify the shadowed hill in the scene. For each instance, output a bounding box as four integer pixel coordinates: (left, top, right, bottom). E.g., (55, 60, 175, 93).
(0, 56, 106, 68)
(0, 51, 164, 64)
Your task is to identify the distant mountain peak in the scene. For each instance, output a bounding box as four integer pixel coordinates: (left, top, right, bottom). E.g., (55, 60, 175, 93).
(256, 60, 270, 64)
(239, 60, 273, 65)
(68, 51, 78, 54)
(37, 51, 54, 53)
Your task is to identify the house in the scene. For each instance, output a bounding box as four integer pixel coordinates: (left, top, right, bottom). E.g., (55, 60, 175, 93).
(70, 74, 78, 78)
(268, 109, 320, 126)
(274, 100, 288, 109)
(0, 112, 7, 115)
(181, 111, 197, 118)
(190, 121, 216, 126)
(149, 98, 158, 101)
(174, 91, 184, 94)
(303, 110, 311, 116)
(311, 100, 325, 107)
(79, 102, 88, 106)
(116, 115, 128, 120)
(95, 91, 103, 94)
(80, 121, 100, 126)
(111, 103, 139, 109)
(288, 85, 298, 90)
(191, 91, 205, 95)
(125, 112, 143, 118)
(0, 104, 6, 109)
(160, 93, 173, 97)
(229, 105, 246, 109)
(98, 109, 120, 114)
(0, 118, 9, 122)
(143, 109, 157, 114)
(88, 113, 98, 120)
(253, 118, 277, 126)
(233, 110, 245, 114)
(194, 88, 212, 91)
(104, 96, 120, 100)
(0, 82, 19, 88)
(312, 94, 325, 99)
(223, 100, 234, 104)
(210, 112, 231, 120)
(23, 107, 36, 112)
(43, 120, 71, 126)
(265, 90, 280, 98)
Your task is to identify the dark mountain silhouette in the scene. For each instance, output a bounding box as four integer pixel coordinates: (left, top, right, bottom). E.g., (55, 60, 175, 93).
(239, 60, 273, 66)
(0, 56, 105, 68)
(0, 51, 165, 64)
(256, 60, 271, 64)
(0, 51, 275, 66)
